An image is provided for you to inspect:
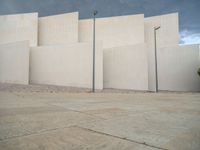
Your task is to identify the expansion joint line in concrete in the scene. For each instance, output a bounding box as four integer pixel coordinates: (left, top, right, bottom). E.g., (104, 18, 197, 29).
(0, 125, 76, 142)
(75, 126, 168, 150)
(49, 104, 106, 120)
(66, 108, 106, 120)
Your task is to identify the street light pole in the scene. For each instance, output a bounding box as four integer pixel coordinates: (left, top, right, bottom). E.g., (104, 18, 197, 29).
(154, 26, 160, 93)
(92, 10, 98, 93)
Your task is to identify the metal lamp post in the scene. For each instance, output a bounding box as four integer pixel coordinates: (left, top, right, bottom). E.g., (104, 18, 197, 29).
(154, 26, 160, 93)
(92, 10, 98, 92)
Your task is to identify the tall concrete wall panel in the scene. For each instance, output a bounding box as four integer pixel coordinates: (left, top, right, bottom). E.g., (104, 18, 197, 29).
(39, 12, 79, 46)
(30, 42, 103, 89)
(0, 41, 29, 84)
(144, 13, 179, 91)
(103, 44, 148, 90)
(79, 14, 144, 49)
(0, 13, 38, 46)
(144, 13, 179, 48)
(158, 45, 200, 92)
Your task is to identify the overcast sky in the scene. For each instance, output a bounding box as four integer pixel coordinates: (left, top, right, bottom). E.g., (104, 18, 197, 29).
(0, 0, 199, 44)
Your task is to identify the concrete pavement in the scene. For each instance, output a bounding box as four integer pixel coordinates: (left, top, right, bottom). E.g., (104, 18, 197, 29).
(0, 84, 200, 150)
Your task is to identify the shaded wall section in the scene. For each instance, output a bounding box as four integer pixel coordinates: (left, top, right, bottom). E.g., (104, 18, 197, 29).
(0, 13, 38, 46)
(30, 42, 103, 89)
(0, 41, 29, 84)
(144, 13, 179, 91)
(158, 45, 200, 92)
(103, 44, 148, 90)
(39, 12, 79, 46)
(79, 14, 144, 49)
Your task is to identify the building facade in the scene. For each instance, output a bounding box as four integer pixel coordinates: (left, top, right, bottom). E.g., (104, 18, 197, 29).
(0, 12, 199, 91)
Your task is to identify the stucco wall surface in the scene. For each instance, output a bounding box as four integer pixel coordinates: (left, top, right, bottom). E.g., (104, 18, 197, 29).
(158, 45, 200, 92)
(0, 41, 29, 84)
(30, 42, 103, 89)
(103, 44, 148, 90)
(144, 13, 179, 91)
(0, 13, 38, 47)
(79, 14, 144, 49)
(39, 12, 79, 46)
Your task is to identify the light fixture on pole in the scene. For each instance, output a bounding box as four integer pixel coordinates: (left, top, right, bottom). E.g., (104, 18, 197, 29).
(154, 26, 160, 93)
(92, 10, 98, 93)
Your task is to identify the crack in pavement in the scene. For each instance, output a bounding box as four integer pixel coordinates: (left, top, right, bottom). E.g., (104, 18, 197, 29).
(75, 126, 168, 150)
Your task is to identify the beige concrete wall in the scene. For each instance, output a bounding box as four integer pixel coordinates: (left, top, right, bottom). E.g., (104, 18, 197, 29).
(144, 13, 179, 91)
(0, 41, 29, 84)
(30, 42, 103, 89)
(103, 44, 148, 90)
(39, 12, 79, 46)
(158, 45, 200, 92)
(0, 13, 38, 47)
(79, 14, 144, 49)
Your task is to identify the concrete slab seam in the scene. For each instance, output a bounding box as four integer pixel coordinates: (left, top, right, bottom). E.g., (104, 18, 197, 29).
(75, 125, 168, 150)
(0, 125, 76, 142)
(49, 104, 106, 120)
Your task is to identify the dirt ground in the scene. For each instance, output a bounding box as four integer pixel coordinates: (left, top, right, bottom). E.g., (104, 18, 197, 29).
(0, 83, 200, 150)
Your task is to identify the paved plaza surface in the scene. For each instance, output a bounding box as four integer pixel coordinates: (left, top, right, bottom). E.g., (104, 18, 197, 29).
(0, 84, 200, 150)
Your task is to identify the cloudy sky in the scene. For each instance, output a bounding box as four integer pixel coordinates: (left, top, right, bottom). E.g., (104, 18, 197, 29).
(0, 0, 199, 44)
